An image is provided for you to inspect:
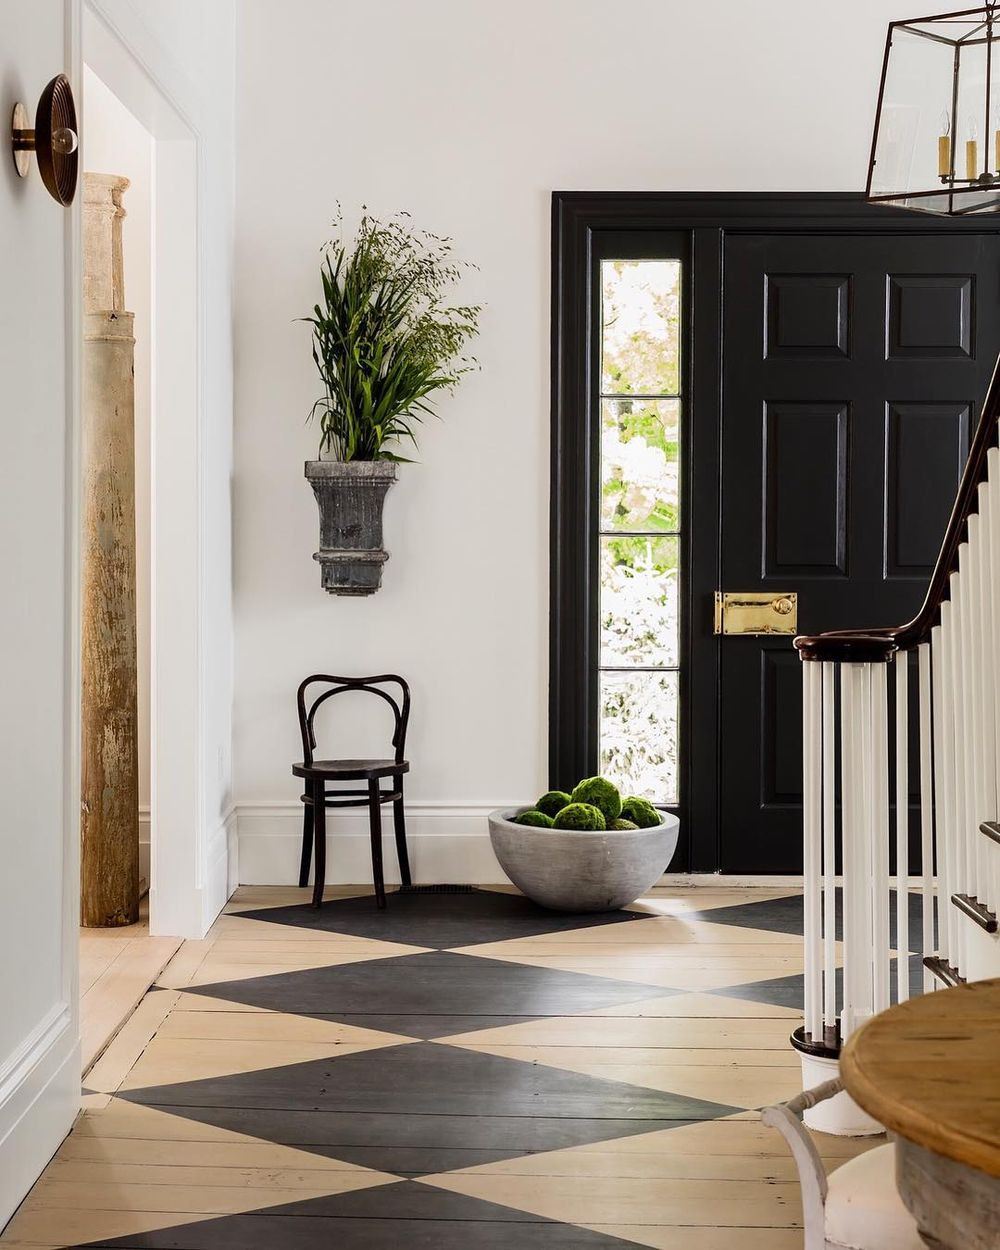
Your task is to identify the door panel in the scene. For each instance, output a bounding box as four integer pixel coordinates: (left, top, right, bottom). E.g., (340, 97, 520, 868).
(719, 232, 1000, 873)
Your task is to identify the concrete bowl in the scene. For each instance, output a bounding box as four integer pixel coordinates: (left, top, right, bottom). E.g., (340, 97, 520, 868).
(487, 807, 680, 912)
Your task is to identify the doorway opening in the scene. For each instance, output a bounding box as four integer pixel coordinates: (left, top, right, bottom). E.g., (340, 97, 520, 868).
(77, 6, 204, 1073)
(77, 65, 180, 1074)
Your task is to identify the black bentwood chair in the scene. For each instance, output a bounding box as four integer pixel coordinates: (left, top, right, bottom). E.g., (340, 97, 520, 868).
(292, 674, 412, 909)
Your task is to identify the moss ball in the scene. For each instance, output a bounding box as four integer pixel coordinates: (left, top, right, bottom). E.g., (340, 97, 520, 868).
(570, 776, 622, 824)
(553, 802, 606, 831)
(514, 808, 553, 828)
(610, 818, 640, 831)
(620, 796, 661, 829)
(536, 790, 572, 819)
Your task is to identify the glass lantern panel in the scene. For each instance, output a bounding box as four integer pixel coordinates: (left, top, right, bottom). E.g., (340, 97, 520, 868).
(869, 25, 959, 204)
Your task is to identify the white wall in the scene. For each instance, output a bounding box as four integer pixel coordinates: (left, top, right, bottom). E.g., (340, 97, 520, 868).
(82, 64, 153, 884)
(0, 0, 82, 1224)
(232, 0, 915, 882)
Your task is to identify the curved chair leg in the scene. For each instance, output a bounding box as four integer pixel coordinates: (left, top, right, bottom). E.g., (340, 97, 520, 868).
(311, 780, 327, 910)
(298, 800, 314, 889)
(393, 781, 411, 889)
(368, 778, 386, 909)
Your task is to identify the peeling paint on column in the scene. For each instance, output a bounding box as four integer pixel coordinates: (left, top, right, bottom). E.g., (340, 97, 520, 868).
(81, 173, 139, 927)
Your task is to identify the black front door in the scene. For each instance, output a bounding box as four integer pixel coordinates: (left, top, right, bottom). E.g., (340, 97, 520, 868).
(552, 195, 1000, 874)
(719, 232, 1000, 871)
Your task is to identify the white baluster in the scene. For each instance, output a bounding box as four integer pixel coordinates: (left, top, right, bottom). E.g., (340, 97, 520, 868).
(918, 641, 935, 992)
(895, 650, 910, 1003)
(953, 559, 971, 909)
(822, 661, 837, 1038)
(968, 512, 987, 909)
(936, 599, 959, 971)
(803, 660, 822, 1044)
(855, 665, 870, 1025)
(840, 664, 860, 1037)
(951, 567, 969, 975)
(978, 473, 998, 916)
(872, 662, 890, 1013)
(975, 482, 990, 915)
(990, 449, 1000, 914)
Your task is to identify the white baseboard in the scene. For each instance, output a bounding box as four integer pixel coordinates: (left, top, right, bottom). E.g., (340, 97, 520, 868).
(236, 802, 514, 885)
(235, 803, 828, 889)
(202, 807, 238, 931)
(0, 1004, 79, 1227)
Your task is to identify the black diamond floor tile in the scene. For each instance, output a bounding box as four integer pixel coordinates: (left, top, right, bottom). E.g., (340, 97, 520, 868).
(690, 888, 936, 951)
(118, 1042, 739, 1174)
(71, 1180, 652, 1248)
(712, 953, 923, 1010)
(183, 950, 674, 1038)
(234, 888, 654, 949)
(120, 1102, 709, 1176)
(711, 969, 807, 1010)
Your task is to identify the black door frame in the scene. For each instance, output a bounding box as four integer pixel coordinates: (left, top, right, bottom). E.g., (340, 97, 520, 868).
(550, 191, 1000, 873)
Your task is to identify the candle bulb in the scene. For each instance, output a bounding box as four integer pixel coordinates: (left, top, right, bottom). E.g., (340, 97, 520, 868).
(939, 133, 952, 177)
(966, 117, 980, 180)
(938, 109, 952, 178)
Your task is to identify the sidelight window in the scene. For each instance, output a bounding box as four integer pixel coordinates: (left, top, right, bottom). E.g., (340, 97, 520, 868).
(597, 260, 682, 805)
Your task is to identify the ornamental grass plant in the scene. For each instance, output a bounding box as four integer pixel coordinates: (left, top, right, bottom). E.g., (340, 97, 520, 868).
(304, 208, 481, 461)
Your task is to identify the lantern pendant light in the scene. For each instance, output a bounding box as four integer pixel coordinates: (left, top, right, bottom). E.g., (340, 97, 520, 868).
(868, 4, 1000, 215)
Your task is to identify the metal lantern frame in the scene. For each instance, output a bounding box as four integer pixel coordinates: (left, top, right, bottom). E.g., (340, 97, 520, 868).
(868, 3, 1000, 215)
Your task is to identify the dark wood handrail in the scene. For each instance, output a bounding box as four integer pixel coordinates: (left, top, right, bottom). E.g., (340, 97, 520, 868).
(795, 352, 1000, 663)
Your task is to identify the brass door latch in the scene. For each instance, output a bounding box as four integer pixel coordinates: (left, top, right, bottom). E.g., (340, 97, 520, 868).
(714, 591, 797, 636)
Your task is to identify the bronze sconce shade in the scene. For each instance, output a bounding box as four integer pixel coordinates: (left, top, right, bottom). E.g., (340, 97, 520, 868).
(11, 74, 79, 206)
(868, 4, 1000, 215)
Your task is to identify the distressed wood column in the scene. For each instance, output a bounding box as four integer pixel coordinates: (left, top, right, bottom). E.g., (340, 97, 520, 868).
(80, 173, 139, 927)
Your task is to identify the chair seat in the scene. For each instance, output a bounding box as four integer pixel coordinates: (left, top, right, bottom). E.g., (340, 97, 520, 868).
(292, 758, 409, 781)
(825, 1143, 924, 1250)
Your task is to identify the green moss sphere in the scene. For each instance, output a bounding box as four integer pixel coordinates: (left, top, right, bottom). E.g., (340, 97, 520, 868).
(570, 776, 622, 824)
(553, 802, 606, 831)
(514, 808, 554, 828)
(620, 796, 661, 829)
(536, 790, 572, 819)
(610, 818, 640, 831)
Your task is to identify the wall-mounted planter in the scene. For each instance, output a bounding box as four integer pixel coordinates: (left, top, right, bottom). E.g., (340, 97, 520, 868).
(305, 459, 397, 595)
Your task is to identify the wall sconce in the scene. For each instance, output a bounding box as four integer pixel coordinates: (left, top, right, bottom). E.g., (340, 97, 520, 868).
(10, 74, 79, 206)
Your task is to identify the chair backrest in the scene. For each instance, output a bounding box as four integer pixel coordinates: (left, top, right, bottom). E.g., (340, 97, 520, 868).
(296, 674, 410, 766)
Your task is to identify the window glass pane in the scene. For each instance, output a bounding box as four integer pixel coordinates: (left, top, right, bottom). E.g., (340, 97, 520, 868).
(601, 398, 680, 532)
(600, 535, 679, 668)
(599, 670, 678, 805)
(601, 260, 681, 396)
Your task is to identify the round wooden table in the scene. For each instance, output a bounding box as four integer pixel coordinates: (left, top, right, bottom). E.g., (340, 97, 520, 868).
(841, 977, 1000, 1250)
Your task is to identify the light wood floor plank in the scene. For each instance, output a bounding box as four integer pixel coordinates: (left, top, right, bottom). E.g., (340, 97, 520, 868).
(85, 990, 180, 1094)
(81, 934, 182, 1073)
(422, 1173, 804, 1228)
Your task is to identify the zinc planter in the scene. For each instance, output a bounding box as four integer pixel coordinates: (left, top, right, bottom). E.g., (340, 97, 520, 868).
(305, 459, 397, 595)
(488, 808, 680, 912)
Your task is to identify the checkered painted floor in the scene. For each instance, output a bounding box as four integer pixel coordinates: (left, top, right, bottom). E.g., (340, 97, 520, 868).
(1, 885, 880, 1248)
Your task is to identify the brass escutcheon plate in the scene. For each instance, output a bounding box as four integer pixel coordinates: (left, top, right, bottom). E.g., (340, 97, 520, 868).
(714, 591, 797, 636)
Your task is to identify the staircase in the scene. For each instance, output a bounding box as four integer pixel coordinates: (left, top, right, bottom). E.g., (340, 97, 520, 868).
(795, 360, 1000, 1071)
